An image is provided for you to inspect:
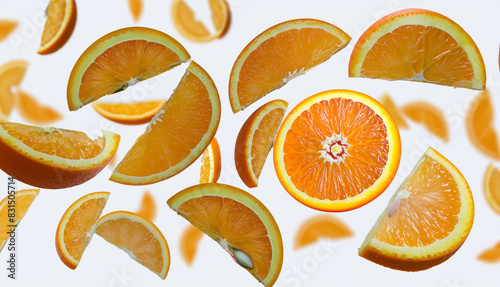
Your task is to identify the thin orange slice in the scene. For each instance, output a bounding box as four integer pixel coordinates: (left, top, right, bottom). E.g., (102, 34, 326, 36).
(128, 0, 143, 22)
(379, 93, 408, 129)
(349, 9, 485, 90)
(360, 147, 474, 271)
(402, 101, 449, 142)
(294, 214, 353, 250)
(136, 191, 157, 222)
(56, 192, 109, 269)
(96, 211, 170, 279)
(235, 100, 288, 188)
(92, 100, 165, 125)
(16, 89, 63, 125)
(466, 89, 500, 160)
(0, 122, 120, 189)
(67, 27, 190, 111)
(483, 163, 500, 215)
(180, 224, 204, 266)
(0, 189, 39, 252)
(478, 241, 500, 263)
(0, 60, 28, 121)
(273, 90, 401, 212)
(229, 19, 351, 113)
(168, 183, 283, 286)
(200, 137, 221, 183)
(110, 61, 220, 185)
(0, 20, 18, 42)
(37, 0, 77, 55)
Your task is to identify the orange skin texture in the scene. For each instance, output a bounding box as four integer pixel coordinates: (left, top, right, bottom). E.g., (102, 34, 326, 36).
(38, 0, 77, 55)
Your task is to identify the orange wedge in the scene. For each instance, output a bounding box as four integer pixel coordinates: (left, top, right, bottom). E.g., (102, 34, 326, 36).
(274, 90, 401, 212)
(235, 100, 288, 188)
(136, 191, 157, 222)
(402, 101, 449, 142)
(67, 27, 190, 111)
(200, 137, 221, 183)
(0, 189, 39, 252)
(360, 147, 474, 271)
(56, 192, 109, 269)
(0, 122, 120, 189)
(168, 183, 283, 286)
(349, 9, 485, 90)
(110, 61, 220, 185)
(128, 0, 143, 22)
(483, 164, 500, 215)
(478, 241, 500, 263)
(466, 90, 500, 160)
(37, 0, 77, 55)
(180, 224, 204, 266)
(0, 20, 18, 42)
(229, 19, 351, 113)
(16, 89, 63, 125)
(96, 211, 170, 279)
(0, 60, 28, 121)
(294, 214, 353, 250)
(92, 100, 165, 125)
(379, 93, 408, 129)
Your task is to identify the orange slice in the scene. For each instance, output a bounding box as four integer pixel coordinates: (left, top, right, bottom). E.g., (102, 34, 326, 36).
(128, 0, 143, 22)
(200, 137, 221, 183)
(136, 191, 157, 222)
(67, 27, 190, 111)
(171, 0, 230, 43)
(229, 18, 351, 113)
(180, 224, 204, 266)
(110, 61, 220, 185)
(349, 9, 486, 90)
(466, 89, 500, 160)
(16, 89, 63, 125)
(294, 214, 353, 250)
(0, 189, 39, 252)
(379, 93, 408, 129)
(478, 241, 500, 263)
(483, 163, 500, 215)
(96, 211, 170, 279)
(402, 101, 449, 142)
(0, 20, 18, 42)
(235, 99, 288, 188)
(0, 60, 28, 121)
(360, 147, 474, 271)
(0, 122, 120, 189)
(56, 192, 109, 269)
(168, 183, 283, 286)
(92, 100, 165, 125)
(37, 0, 77, 55)
(273, 89, 401, 212)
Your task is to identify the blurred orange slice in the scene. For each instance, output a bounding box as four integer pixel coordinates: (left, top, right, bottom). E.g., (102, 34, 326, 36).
(402, 101, 449, 142)
(128, 0, 143, 22)
(92, 100, 165, 125)
(484, 164, 500, 215)
(478, 241, 500, 263)
(200, 137, 221, 183)
(38, 0, 77, 55)
(0, 60, 28, 121)
(136, 191, 157, 222)
(16, 89, 62, 125)
(180, 224, 204, 266)
(379, 93, 408, 129)
(294, 214, 353, 250)
(0, 20, 18, 42)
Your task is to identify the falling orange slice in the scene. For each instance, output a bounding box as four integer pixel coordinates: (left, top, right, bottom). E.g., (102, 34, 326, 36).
(294, 214, 353, 250)
(0, 60, 28, 121)
(128, 0, 143, 22)
(92, 100, 165, 125)
(402, 101, 449, 142)
(200, 137, 221, 183)
(38, 0, 77, 55)
(483, 164, 500, 215)
(478, 241, 500, 263)
(0, 20, 18, 42)
(16, 89, 63, 125)
(379, 93, 408, 129)
(136, 191, 157, 222)
(180, 224, 204, 266)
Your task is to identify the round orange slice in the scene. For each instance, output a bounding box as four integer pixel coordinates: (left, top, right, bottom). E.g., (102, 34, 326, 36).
(0, 20, 18, 42)
(96, 211, 170, 279)
(359, 147, 474, 271)
(0, 60, 28, 121)
(16, 89, 63, 125)
(37, 0, 77, 55)
(273, 89, 401, 212)
(168, 183, 283, 286)
(235, 99, 288, 188)
(179, 224, 204, 266)
(229, 18, 351, 113)
(379, 93, 408, 130)
(92, 100, 165, 125)
(349, 8, 486, 90)
(483, 163, 500, 215)
(56, 192, 109, 269)
(110, 61, 220, 185)
(294, 214, 353, 250)
(200, 137, 221, 183)
(402, 101, 449, 142)
(67, 27, 190, 111)
(0, 122, 120, 189)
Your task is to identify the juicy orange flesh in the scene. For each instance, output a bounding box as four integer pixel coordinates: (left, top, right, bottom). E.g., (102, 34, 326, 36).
(63, 198, 107, 261)
(402, 102, 448, 141)
(251, 108, 285, 178)
(467, 90, 500, 158)
(200, 143, 215, 183)
(379, 94, 408, 129)
(128, 0, 143, 21)
(41, 0, 67, 46)
(178, 196, 272, 281)
(283, 98, 389, 200)
(175, 0, 211, 38)
(115, 71, 212, 176)
(295, 215, 353, 249)
(237, 28, 344, 109)
(0, 20, 17, 41)
(361, 25, 474, 87)
(16, 89, 62, 124)
(136, 191, 157, 222)
(0, 192, 37, 250)
(374, 155, 461, 247)
(0, 65, 27, 117)
(0, 122, 105, 159)
(79, 40, 182, 105)
(486, 166, 500, 209)
(96, 217, 164, 274)
(94, 101, 164, 117)
(478, 241, 500, 263)
(180, 225, 204, 265)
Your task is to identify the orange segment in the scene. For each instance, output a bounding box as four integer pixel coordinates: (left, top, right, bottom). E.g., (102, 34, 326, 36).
(37, 0, 77, 55)
(110, 61, 220, 185)
(200, 137, 221, 183)
(96, 211, 170, 279)
(56, 192, 109, 269)
(235, 100, 288, 188)
(294, 214, 353, 250)
(67, 27, 190, 111)
(402, 101, 449, 142)
(168, 183, 283, 286)
(349, 9, 485, 90)
(92, 100, 165, 125)
(273, 90, 401, 212)
(0, 60, 28, 121)
(229, 19, 351, 113)
(136, 191, 157, 222)
(0, 20, 18, 42)
(128, 0, 143, 22)
(360, 147, 474, 271)
(0, 122, 119, 189)
(483, 164, 500, 215)
(466, 90, 500, 160)
(379, 93, 408, 129)
(16, 89, 63, 125)
(478, 241, 500, 263)
(180, 224, 204, 266)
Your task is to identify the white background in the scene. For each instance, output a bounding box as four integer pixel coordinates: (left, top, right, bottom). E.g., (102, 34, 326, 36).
(0, 0, 499, 286)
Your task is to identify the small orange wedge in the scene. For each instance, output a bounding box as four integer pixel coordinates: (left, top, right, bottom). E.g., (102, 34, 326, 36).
(235, 100, 288, 188)
(180, 224, 204, 266)
(92, 100, 165, 125)
(96, 211, 170, 279)
(294, 214, 353, 250)
(379, 93, 408, 129)
(38, 0, 77, 55)
(136, 191, 157, 222)
(0, 20, 18, 42)
(402, 101, 449, 142)
(128, 0, 143, 22)
(483, 164, 500, 215)
(16, 89, 63, 125)
(56, 192, 109, 269)
(0, 60, 28, 121)
(478, 241, 500, 263)
(200, 137, 221, 183)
